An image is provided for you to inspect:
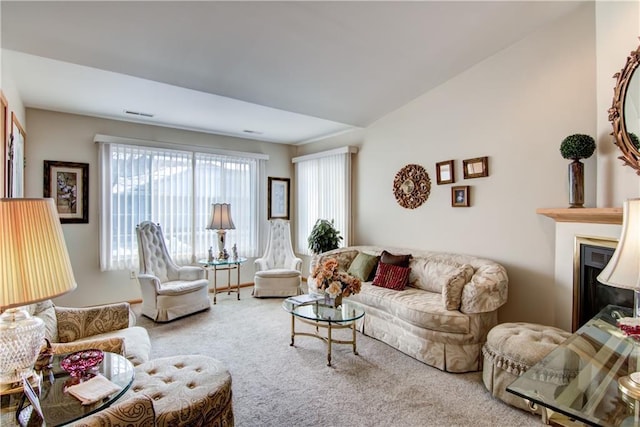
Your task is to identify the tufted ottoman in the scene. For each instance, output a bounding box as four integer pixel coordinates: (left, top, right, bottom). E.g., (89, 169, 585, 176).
(482, 322, 572, 413)
(127, 355, 233, 426)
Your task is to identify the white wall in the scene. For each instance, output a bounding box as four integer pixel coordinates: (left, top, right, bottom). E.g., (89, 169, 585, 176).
(298, 3, 597, 327)
(24, 109, 295, 307)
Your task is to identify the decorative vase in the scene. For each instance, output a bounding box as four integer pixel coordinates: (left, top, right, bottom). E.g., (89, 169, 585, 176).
(324, 294, 343, 308)
(568, 159, 584, 208)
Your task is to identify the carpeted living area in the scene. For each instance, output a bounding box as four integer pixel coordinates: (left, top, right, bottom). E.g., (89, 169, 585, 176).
(133, 292, 539, 426)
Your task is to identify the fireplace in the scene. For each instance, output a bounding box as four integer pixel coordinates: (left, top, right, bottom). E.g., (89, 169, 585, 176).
(573, 236, 629, 331)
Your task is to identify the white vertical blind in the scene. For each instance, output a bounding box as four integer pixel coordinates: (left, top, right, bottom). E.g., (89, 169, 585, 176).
(98, 142, 262, 271)
(294, 147, 355, 255)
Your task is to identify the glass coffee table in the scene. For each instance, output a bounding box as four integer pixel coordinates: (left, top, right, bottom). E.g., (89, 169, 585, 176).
(282, 296, 365, 366)
(507, 305, 640, 426)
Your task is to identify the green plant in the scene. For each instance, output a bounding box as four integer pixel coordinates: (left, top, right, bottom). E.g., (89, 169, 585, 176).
(559, 134, 596, 160)
(630, 132, 639, 151)
(308, 219, 342, 254)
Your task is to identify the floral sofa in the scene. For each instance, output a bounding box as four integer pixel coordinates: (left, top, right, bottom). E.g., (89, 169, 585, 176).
(309, 246, 508, 373)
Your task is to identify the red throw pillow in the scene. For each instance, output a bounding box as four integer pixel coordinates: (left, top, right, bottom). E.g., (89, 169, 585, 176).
(372, 261, 410, 290)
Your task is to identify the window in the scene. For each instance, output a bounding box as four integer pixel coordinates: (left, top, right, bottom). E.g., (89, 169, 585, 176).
(98, 138, 265, 271)
(293, 147, 357, 255)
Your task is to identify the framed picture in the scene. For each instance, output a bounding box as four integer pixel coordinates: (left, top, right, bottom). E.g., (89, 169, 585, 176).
(7, 112, 26, 198)
(43, 160, 89, 223)
(451, 186, 470, 207)
(268, 176, 290, 220)
(463, 156, 489, 179)
(436, 160, 454, 185)
(0, 92, 7, 197)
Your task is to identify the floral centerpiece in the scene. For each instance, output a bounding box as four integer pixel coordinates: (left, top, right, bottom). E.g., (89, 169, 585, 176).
(310, 258, 361, 306)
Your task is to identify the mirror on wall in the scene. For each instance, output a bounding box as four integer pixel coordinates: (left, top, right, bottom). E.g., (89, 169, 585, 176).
(610, 43, 640, 174)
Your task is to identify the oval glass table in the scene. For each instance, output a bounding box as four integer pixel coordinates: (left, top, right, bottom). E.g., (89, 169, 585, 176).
(9, 351, 134, 426)
(282, 296, 365, 366)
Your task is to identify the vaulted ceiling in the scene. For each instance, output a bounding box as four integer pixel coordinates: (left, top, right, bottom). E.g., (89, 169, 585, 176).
(1, 1, 585, 144)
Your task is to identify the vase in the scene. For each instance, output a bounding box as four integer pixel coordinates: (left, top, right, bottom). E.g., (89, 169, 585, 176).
(568, 159, 584, 208)
(324, 294, 343, 308)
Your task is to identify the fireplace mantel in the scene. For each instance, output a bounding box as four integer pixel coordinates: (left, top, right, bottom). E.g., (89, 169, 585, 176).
(536, 208, 622, 224)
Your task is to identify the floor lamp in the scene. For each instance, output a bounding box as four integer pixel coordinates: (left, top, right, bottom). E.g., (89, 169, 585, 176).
(597, 199, 640, 401)
(0, 198, 77, 384)
(206, 203, 235, 259)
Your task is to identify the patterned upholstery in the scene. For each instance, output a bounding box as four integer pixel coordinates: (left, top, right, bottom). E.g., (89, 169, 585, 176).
(68, 395, 156, 427)
(136, 222, 211, 322)
(253, 220, 302, 297)
(482, 322, 572, 413)
(28, 300, 151, 366)
(309, 246, 509, 373)
(125, 355, 234, 427)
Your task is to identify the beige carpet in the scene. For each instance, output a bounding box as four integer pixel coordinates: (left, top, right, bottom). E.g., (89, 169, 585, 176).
(133, 292, 539, 427)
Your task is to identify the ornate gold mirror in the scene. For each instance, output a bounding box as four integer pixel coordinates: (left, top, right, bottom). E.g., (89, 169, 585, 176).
(393, 164, 431, 209)
(610, 43, 640, 174)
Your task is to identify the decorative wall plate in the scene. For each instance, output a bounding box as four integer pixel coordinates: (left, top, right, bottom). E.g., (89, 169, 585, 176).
(393, 164, 431, 209)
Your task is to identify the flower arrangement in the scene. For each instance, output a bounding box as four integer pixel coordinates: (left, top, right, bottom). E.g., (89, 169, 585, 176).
(311, 258, 361, 298)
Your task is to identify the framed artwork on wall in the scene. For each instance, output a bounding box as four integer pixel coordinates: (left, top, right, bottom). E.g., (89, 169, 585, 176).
(43, 160, 89, 223)
(0, 92, 7, 197)
(451, 186, 470, 207)
(462, 156, 489, 179)
(7, 112, 26, 198)
(435, 160, 454, 185)
(268, 176, 290, 220)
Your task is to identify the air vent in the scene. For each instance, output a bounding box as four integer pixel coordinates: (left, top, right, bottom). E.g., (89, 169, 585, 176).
(124, 110, 154, 118)
(243, 129, 263, 135)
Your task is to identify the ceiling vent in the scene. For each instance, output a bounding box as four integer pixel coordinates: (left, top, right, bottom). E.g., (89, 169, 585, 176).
(124, 109, 154, 118)
(243, 129, 263, 135)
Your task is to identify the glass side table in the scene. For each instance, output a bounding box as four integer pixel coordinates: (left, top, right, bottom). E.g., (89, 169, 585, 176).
(198, 257, 247, 304)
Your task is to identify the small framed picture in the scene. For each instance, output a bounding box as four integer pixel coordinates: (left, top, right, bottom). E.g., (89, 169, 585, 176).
(451, 186, 470, 207)
(463, 156, 489, 179)
(268, 177, 290, 220)
(436, 160, 454, 185)
(43, 160, 89, 223)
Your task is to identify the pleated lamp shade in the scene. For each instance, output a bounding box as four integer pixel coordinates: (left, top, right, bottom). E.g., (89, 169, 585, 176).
(206, 203, 235, 230)
(1, 198, 77, 309)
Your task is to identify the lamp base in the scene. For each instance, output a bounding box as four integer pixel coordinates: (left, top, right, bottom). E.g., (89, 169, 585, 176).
(217, 230, 228, 259)
(0, 307, 45, 384)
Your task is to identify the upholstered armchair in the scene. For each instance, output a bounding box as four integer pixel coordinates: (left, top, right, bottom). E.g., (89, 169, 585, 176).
(253, 219, 302, 297)
(28, 300, 151, 366)
(135, 221, 210, 322)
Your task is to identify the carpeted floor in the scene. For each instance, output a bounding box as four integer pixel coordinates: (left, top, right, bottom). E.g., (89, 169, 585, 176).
(133, 291, 539, 427)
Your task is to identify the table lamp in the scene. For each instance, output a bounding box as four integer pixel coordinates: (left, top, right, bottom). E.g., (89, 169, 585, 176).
(0, 198, 77, 384)
(596, 199, 640, 400)
(206, 203, 235, 259)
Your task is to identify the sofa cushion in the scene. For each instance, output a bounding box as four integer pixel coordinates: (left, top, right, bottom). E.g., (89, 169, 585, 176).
(381, 250, 411, 268)
(372, 262, 410, 290)
(27, 300, 59, 342)
(350, 283, 470, 334)
(347, 252, 380, 281)
(442, 265, 475, 310)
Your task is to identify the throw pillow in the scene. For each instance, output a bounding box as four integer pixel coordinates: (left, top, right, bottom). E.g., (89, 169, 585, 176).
(381, 250, 411, 268)
(442, 264, 474, 310)
(372, 261, 410, 290)
(347, 252, 379, 281)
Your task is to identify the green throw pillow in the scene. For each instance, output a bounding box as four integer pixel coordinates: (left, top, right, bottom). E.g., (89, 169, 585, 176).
(347, 252, 379, 281)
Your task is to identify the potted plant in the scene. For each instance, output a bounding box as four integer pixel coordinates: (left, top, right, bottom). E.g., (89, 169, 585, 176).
(559, 134, 596, 208)
(308, 219, 342, 254)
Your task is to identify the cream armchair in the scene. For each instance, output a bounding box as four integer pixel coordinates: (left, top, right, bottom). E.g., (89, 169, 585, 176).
(136, 221, 210, 322)
(253, 219, 302, 297)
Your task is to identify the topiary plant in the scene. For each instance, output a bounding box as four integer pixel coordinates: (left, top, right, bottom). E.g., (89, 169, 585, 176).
(559, 134, 596, 160)
(308, 219, 342, 254)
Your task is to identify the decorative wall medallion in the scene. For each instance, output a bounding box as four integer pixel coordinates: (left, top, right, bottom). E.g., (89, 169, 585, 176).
(393, 164, 431, 209)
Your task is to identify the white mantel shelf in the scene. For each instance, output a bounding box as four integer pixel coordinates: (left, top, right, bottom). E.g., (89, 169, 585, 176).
(536, 208, 623, 225)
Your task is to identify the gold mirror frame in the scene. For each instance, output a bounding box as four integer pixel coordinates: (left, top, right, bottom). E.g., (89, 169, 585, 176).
(393, 164, 431, 209)
(609, 42, 640, 174)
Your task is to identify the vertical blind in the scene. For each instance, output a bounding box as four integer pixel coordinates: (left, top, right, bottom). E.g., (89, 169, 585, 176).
(98, 142, 263, 271)
(293, 147, 355, 255)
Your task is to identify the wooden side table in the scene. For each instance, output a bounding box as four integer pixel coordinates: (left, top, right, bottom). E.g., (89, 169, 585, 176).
(199, 258, 247, 304)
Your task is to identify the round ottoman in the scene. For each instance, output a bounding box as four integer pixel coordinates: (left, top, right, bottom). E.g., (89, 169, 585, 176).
(129, 355, 233, 426)
(482, 322, 571, 413)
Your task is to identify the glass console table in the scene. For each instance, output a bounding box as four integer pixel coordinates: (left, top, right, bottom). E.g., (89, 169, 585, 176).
(199, 257, 247, 304)
(507, 305, 640, 426)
